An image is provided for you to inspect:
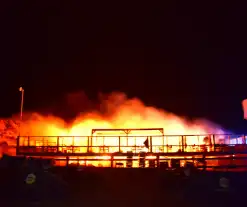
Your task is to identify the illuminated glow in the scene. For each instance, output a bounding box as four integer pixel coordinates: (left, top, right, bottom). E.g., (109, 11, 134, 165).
(1, 92, 229, 167)
(242, 99, 247, 120)
(18, 92, 225, 137)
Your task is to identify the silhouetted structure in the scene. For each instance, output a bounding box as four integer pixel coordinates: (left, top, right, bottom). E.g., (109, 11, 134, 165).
(0, 154, 69, 205)
(15, 129, 247, 170)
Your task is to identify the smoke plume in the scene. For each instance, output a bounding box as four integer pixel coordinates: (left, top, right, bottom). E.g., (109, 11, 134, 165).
(0, 91, 226, 155)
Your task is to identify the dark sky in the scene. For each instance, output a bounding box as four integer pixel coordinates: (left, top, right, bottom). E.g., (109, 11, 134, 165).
(1, 0, 247, 132)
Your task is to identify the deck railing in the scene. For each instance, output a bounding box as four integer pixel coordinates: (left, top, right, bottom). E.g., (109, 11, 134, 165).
(16, 134, 247, 155)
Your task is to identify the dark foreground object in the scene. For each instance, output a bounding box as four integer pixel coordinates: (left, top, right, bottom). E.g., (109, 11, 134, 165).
(0, 155, 69, 207)
(54, 167, 247, 207)
(0, 155, 247, 207)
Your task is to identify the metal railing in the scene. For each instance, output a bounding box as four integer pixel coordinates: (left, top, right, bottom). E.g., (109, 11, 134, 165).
(16, 134, 247, 155)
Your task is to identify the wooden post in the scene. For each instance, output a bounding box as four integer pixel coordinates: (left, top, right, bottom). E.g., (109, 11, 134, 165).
(119, 136, 121, 152)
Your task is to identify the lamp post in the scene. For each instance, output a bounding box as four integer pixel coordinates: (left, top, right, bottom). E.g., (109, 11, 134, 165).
(19, 87, 24, 135)
(19, 87, 24, 121)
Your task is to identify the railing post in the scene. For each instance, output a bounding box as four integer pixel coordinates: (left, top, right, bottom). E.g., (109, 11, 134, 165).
(42, 137, 44, 153)
(119, 136, 121, 152)
(91, 136, 93, 152)
(181, 136, 184, 152)
(66, 156, 69, 167)
(57, 136, 59, 153)
(162, 135, 165, 152)
(111, 155, 114, 167)
(156, 155, 159, 168)
(87, 136, 90, 152)
(150, 136, 152, 153)
(72, 136, 74, 153)
(212, 134, 216, 152)
(165, 136, 168, 153)
(16, 136, 20, 154)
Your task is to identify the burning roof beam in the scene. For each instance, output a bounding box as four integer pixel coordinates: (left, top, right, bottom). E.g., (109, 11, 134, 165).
(91, 128, 164, 136)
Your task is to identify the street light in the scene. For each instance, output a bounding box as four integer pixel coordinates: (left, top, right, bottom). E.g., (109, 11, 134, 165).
(19, 87, 24, 121)
(19, 87, 24, 136)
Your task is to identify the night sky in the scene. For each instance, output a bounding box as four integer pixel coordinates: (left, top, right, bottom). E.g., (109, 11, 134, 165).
(1, 1, 247, 133)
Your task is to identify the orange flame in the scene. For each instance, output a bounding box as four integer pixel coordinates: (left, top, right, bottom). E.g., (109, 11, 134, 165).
(0, 92, 225, 166)
(18, 92, 224, 136)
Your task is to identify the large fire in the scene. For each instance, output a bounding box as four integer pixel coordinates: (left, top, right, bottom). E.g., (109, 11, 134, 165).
(19, 92, 224, 136)
(0, 92, 226, 166)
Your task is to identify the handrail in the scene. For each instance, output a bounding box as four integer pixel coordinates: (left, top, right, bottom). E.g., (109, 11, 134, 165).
(17, 135, 247, 146)
(15, 134, 247, 157)
(17, 134, 245, 137)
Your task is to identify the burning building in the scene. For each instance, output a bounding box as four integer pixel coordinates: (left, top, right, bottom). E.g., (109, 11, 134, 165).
(1, 92, 247, 170)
